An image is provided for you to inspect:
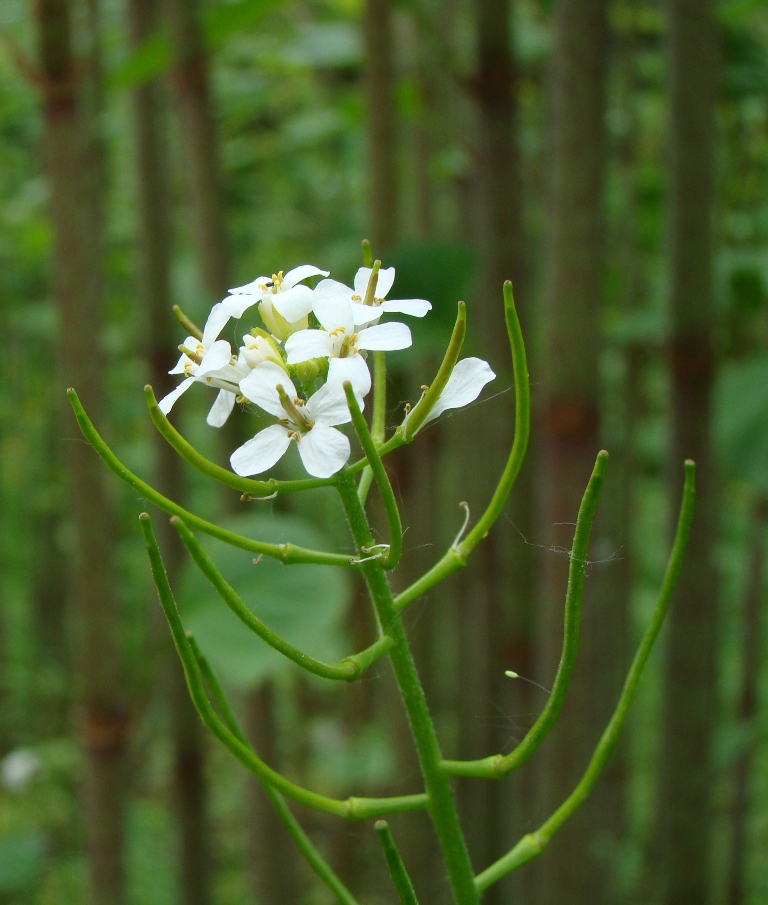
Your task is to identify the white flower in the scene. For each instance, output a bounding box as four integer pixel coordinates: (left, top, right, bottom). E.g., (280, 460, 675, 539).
(314, 267, 431, 327)
(224, 264, 329, 341)
(285, 294, 412, 397)
(158, 307, 285, 427)
(158, 295, 240, 421)
(2, 748, 42, 792)
(411, 358, 496, 431)
(232, 361, 355, 478)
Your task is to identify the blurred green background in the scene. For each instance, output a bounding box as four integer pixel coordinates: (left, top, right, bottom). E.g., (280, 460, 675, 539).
(1, 0, 768, 903)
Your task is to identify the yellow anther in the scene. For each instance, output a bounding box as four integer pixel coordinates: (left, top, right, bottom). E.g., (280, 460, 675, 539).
(270, 270, 284, 291)
(351, 294, 362, 301)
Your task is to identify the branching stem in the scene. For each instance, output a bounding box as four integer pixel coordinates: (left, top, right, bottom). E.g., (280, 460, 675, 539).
(140, 512, 427, 821)
(173, 516, 393, 680)
(344, 382, 402, 569)
(473, 461, 696, 892)
(189, 637, 361, 905)
(442, 449, 608, 778)
(335, 468, 478, 905)
(68, 389, 355, 568)
(393, 282, 529, 611)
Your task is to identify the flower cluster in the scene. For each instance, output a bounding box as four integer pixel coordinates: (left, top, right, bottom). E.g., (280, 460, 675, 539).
(160, 263, 495, 478)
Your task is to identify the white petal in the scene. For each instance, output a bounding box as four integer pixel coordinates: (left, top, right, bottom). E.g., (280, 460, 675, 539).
(328, 355, 371, 399)
(206, 390, 236, 427)
(169, 352, 191, 375)
(230, 424, 292, 476)
(221, 293, 262, 319)
(423, 358, 496, 425)
(285, 329, 333, 364)
(158, 376, 196, 415)
(201, 301, 231, 346)
(305, 380, 353, 427)
(296, 424, 350, 478)
(354, 266, 395, 299)
(282, 264, 329, 289)
(314, 278, 353, 301)
(353, 268, 370, 297)
(351, 302, 382, 327)
(380, 298, 431, 318)
(228, 275, 271, 295)
(313, 293, 355, 334)
(239, 361, 295, 418)
(271, 284, 314, 322)
(197, 340, 233, 375)
(356, 321, 412, 352)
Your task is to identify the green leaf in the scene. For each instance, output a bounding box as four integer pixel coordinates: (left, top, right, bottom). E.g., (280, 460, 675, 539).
(280, 22, 361, 68)
(178, 512, 350, 689)
(108, 32, 172, 91)
(715, 353, 768, 488)
(0, 830, 45, 894)
(204, 0, 286, 49)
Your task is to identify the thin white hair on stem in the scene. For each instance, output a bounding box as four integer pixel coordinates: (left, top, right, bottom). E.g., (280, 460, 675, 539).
(505, 516, 624, 574)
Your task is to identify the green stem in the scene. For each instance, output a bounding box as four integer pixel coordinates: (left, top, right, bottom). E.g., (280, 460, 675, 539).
(145, 385, 333, 497)
(173, 516, 392, 681)
(394, 282, 529, 611)
(375, 821, 420, 905)
(189, 637, 361, 905)
(140, 511, 427, 821)
(172, 304, 203, 339)
(442, 450, 608, 778)
(371, 350, 387, 443)
(357, 467, 375, 505)
(357, 349, 388, 506)
(401, 301, 466, 441)
(335, 469, 479, 905)
(344, 382, 402, 569)
(344, 299, 468, 477)
(473, 461, 696, 892)
(68, 389, 355, 568)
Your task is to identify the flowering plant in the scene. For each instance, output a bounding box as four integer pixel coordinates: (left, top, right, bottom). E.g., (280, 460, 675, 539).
(68, 245, 695, 905)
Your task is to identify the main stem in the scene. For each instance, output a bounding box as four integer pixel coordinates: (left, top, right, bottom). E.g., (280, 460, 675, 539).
(336, 469, 478, 905)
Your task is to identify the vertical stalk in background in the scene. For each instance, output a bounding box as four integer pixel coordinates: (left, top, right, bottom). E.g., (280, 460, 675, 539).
(363, 0, 398, 251)
(455, 4, 531, 900)
(535, 0, 610, 903)
(128, 2, 212, 903)
(335, 468, 478, 905)
(726, 495, 767, 905)
(165, 0, 229, 300)
(657, 2, 718, 903)
(34, 1, 127, 902)
(245, 685, 302, 905)
(128, 0, 181, 641)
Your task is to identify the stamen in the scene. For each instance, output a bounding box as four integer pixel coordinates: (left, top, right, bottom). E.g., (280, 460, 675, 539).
(277, 384, 313, 431)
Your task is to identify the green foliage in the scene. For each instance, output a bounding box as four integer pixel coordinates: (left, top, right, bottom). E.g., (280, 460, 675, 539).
(715, 354, 768, 489)
(179, 512, 351, 688)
